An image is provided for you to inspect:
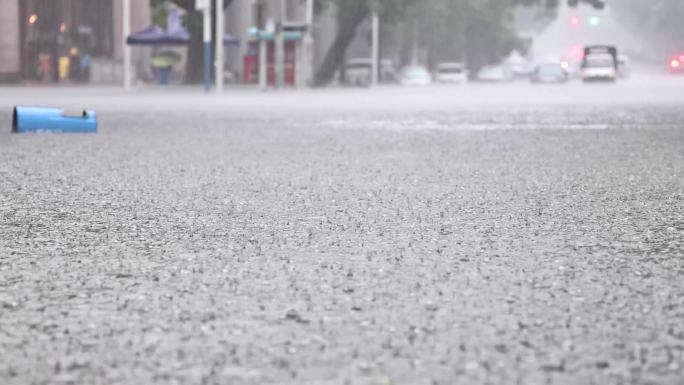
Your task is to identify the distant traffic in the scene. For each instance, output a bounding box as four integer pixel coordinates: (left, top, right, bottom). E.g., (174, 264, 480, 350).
(338, 45, 639, 87)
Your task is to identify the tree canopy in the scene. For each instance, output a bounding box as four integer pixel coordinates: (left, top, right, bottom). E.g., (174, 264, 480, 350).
(314, 0, 606, 85)
(611, 0, 684, 53)
(149, 0, 606, 85)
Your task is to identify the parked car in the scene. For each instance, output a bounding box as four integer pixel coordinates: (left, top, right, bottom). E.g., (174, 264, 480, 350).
(475, 65, 515, 83)
(399, 65, 433, 86)
(530, 62, 568, 84)
(343, 58, 399, 86)
(434, 62, 468, 84)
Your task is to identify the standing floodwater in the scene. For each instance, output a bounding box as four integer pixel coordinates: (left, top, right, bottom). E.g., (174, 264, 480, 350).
(0, 80, 682, 384)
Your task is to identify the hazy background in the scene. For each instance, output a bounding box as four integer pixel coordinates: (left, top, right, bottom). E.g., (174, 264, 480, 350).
(1, 0, 683, 87)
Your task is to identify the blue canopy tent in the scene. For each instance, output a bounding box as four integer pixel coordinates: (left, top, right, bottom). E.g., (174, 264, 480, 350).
(126, 25, 183, 46)
(163, 26, 191, 46)
(223, 34, 240, 46)
(127, 25, 240, 47)
(126, 25, 183, 84)
(126, 24, 240, 85)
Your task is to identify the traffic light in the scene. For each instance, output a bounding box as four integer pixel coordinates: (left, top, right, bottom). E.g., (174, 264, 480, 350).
(588, 16, 600, 26)
(570, 16, 581, 27)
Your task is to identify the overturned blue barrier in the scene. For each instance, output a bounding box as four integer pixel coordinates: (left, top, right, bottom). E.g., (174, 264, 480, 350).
(12, 106, 97, 133)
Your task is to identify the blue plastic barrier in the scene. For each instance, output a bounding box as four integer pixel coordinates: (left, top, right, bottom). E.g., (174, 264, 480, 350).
(12, 106, 97, 133)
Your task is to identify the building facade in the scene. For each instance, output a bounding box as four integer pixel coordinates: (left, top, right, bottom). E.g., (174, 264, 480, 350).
(0, 0, 337, 86)
(0, 0, 149, 83)
(223, 0, 341, 86)
(224, 0, 309, 83)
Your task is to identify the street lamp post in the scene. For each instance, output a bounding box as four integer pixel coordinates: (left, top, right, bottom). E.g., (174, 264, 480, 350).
(303, 0, 315, 87)
(203, 6, 211, 92)
(256, 1, 267, 90)
(123, 0, 132, 89)
(274, 0, 286, 89)
(197, 0, 211, 92)
(371, 11, 379, 87)
(215, 0, 224, 93)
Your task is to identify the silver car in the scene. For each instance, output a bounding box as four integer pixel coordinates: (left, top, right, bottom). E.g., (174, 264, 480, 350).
(434, 62, 468, 84)
(581, 54, 617, 83)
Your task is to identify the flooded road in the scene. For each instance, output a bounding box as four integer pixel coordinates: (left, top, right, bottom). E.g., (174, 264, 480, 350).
(1, 78, 683, 384)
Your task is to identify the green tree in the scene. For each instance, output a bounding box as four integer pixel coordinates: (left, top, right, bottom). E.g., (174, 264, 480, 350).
(313, 0, 605, 86)
(313, 0, 415, 86)
(409, 0, 527, 74)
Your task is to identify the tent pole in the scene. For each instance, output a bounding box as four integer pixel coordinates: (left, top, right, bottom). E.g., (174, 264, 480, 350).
(215, 0, 224, 93)
(123, 0, 132, 89)
(203, 6, 212, 92)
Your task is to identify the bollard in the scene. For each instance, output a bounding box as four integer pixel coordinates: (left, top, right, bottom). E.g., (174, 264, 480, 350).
(12, 106, 97, 134)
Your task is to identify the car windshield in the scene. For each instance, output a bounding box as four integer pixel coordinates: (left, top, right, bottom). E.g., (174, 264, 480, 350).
(438, 66, 463, 74)
(585, 55, 614, 68)
(538, 64, 563, 75)
(402, 67, 429, 78)
(481, 67, 503, 76)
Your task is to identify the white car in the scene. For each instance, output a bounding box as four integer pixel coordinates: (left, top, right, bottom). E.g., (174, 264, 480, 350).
(530, 62, 568, 84)
(475, 65, 514, 82)
(581, 54, 617, 82)
(343, 58, 399, 86)
(434, 62, 468, 84)
(400, 66, 432, 86)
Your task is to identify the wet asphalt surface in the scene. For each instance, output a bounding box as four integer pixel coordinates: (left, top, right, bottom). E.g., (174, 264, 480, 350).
(0, 79, 683, 385)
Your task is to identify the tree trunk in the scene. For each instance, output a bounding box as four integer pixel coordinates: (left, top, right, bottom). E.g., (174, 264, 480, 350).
(185, 10, 204, 84)
(314, 0, 369, 86)
(172, 0, 232, 84)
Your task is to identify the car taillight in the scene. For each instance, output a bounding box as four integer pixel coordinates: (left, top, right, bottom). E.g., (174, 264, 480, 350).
(671, 60, 681, 69)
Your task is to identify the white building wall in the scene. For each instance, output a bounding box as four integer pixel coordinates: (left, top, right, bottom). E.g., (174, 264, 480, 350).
(112, 0, 151, 61)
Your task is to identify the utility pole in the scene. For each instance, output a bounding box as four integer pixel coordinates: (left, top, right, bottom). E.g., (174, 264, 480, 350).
(123, 0, 132, 89)
(411, 19, 419, 65)
(215, 0, 224, 93)
(274, 0, 286, 89)
(256, 1, 267, 90)
(303, 0, 315, 87)
(371, 11, 379, 87)
(197, 0, 211, 92)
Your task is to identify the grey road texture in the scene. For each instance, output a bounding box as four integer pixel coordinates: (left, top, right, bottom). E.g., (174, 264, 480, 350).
(0, 78, 683, 385)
